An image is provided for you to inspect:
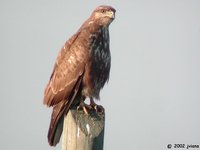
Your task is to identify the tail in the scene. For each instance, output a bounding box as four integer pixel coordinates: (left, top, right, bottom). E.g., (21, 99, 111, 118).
(48, 100, 67, 146)
(47, 75, 82, 146)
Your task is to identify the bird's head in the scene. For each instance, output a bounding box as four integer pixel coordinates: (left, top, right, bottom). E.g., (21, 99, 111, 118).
(91, 5, 116, 27)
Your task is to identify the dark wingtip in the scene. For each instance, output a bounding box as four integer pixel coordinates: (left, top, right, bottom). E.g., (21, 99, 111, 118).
(48, 115, 64, 146)
(47, 101, 66, 147)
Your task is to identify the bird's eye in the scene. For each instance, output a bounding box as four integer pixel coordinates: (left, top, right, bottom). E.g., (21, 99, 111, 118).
(101, 10, 105, 13)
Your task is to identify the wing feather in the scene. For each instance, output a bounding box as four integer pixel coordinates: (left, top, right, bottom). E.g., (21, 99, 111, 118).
(44, 32, 87, 106)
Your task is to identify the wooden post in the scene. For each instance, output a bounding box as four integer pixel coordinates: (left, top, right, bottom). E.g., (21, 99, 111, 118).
(62, 108, 105, 150)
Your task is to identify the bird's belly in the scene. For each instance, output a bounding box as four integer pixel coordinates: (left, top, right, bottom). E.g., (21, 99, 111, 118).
(82, 53, 111, 99)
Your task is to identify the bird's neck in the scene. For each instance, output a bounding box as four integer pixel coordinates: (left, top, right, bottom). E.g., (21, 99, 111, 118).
(81, 17, 109, 34)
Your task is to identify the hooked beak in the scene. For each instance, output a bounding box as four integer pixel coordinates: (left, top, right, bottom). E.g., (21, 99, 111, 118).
(106, 11, 115, 19)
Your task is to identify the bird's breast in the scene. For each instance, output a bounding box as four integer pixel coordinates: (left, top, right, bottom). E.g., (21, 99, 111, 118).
(82, 27, 111, 99)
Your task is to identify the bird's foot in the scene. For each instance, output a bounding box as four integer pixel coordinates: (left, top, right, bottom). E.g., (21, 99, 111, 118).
(92, 104, 104, 113)
(90, 98, 104, 113)
(77, 101, 91, 115)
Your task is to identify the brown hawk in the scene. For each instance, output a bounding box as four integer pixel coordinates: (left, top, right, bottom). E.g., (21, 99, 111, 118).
(43, 5, 115, 146)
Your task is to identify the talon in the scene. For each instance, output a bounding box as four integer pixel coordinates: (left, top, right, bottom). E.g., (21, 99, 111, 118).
(94, 105, 97, 111)
(83, 106, 88, 115)
(77, 106, 88, 115)
(77, 105, 88, 115)
(77, 101, 92, 115)
(90, 98, 104, 113)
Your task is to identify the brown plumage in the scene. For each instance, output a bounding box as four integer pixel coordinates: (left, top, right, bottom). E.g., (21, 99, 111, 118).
(43, 5, 115, 146)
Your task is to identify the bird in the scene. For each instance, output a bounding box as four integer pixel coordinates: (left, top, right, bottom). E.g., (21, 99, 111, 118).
(43, 5, 115, 146)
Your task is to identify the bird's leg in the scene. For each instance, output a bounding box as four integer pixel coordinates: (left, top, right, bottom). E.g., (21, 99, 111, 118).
(90, 98, 104, 113)
(77, 99, 92, 115)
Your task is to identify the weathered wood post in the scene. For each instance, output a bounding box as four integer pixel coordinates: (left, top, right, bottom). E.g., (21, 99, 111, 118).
(62, 108, 105, 150)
